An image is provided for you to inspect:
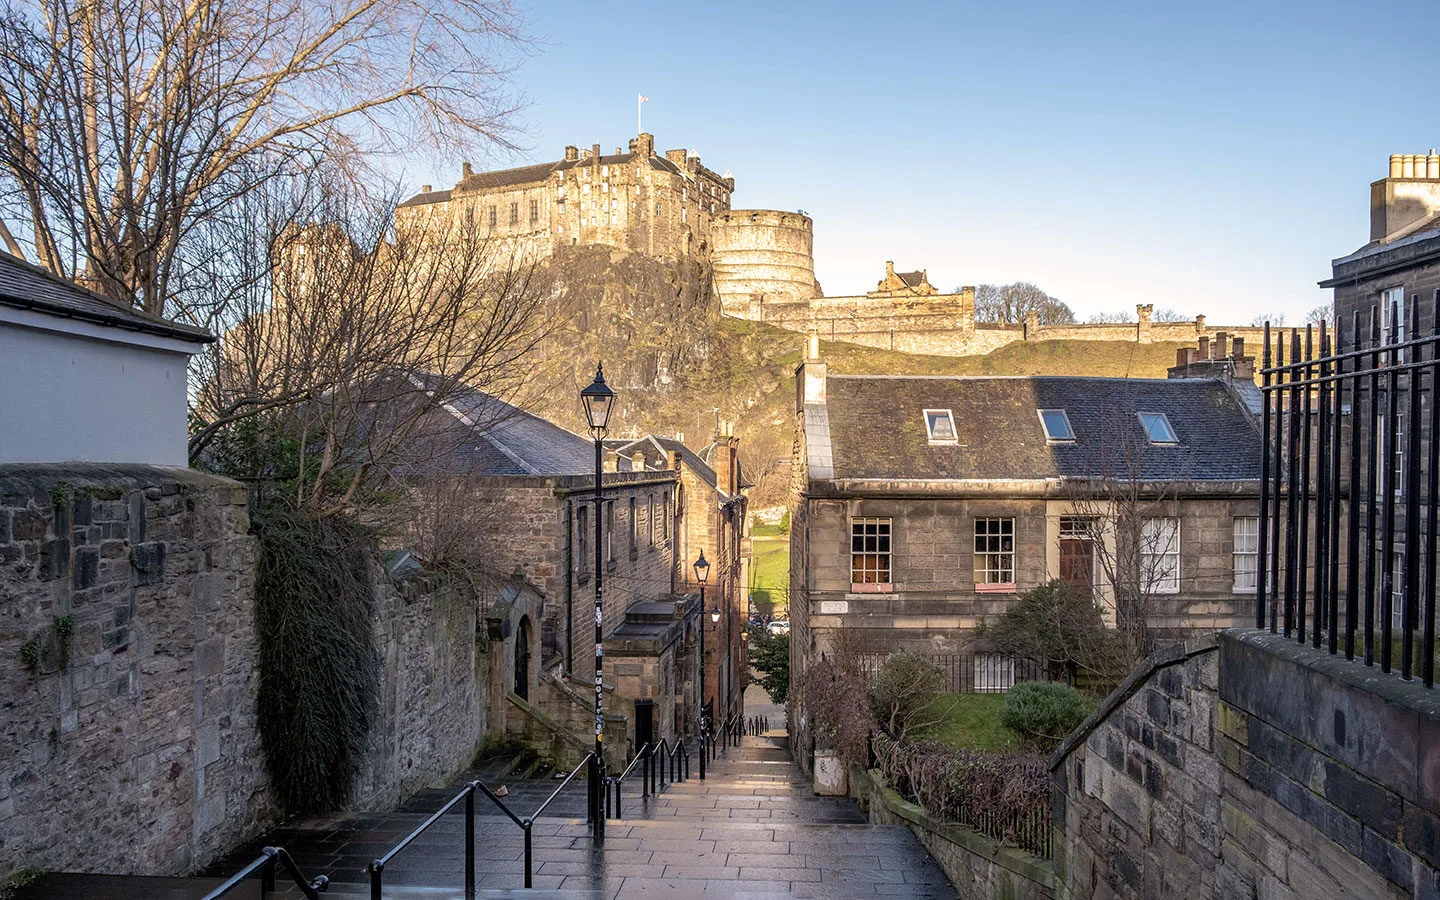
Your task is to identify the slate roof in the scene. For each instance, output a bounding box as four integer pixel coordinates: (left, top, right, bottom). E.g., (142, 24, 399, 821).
(898, 271, 927, 288)
(813, 375, 1260, 484)
(409, 384, 598, 476)
(609, 435, 725, 492)
(0, 251, 213, 344)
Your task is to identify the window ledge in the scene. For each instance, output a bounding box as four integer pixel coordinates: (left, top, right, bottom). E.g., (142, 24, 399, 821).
(975, 583, 1017, 594)
(849, 583, 893, 594)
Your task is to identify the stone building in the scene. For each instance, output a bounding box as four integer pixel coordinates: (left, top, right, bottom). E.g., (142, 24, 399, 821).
(868, 260, 938, 298)
(608, 428, 751, 728)
(1323, 152, 1440, 338)
(394, 132, 735, 264)
(788, 336, 1261, 744)
(405, 385, 700, 756)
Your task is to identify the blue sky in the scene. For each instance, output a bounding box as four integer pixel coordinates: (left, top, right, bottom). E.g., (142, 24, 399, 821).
(409, 0, 1428, 325)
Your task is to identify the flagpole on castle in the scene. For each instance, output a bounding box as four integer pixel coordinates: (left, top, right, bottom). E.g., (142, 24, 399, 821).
(638, 92, 649, 134)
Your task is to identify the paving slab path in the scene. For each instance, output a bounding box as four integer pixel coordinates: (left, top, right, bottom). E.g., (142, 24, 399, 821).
(30, 706, 955, 898)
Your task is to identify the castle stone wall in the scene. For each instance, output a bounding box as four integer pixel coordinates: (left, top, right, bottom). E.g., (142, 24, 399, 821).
(711, 210, 818, 315)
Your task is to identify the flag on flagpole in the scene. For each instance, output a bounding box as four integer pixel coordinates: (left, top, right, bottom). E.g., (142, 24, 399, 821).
(639, 94, 650, 103)
(638, 93, 649, 132)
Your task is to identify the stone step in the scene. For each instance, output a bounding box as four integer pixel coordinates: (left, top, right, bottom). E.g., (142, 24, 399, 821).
(13, 872, 261, 899)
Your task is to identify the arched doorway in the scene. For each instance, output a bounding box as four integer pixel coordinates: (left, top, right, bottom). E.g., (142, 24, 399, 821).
(514, 616, 531, 701)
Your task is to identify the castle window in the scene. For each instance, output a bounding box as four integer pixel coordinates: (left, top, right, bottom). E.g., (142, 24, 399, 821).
(611, 199, 618, 210)
(557, 185, 565, 197)
(558, 200, 565, 214)
(582, 183, 590, 194)
(601, 165, 608, 176)
(488, 206, 496, 228)
(681, 208, 686, 223)
(602, 182, 608, 193)
(655, 202, 662, 216)
(530, 199, 538, 222)
(509, 202, 518, 225)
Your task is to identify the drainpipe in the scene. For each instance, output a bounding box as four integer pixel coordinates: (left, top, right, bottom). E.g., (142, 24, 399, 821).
(565, 500, 574, 675)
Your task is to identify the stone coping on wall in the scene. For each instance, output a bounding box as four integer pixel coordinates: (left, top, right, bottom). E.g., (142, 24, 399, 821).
(1220, 627, 1440, 814)
(1049, 632, 1221, 771)
(0, 461, 243, 493)
(859, 768, 1056, 890)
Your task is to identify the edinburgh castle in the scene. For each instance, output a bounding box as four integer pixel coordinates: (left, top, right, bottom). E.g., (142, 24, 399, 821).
(398, 131, 1264, 356)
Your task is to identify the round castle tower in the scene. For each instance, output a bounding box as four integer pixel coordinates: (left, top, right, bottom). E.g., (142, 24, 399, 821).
(710, 210, 819, 317)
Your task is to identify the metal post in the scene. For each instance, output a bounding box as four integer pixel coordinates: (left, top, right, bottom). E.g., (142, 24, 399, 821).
(592, 435, 606, 845)
(465, 787, 475, 896)
(262, 854, 275, 894)
(523, 822, 533, 889)
(699, 582, 707, 781)
(369, 861, 383, 900)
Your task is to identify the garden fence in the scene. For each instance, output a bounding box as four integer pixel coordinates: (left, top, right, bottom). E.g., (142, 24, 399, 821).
(855, 652, 1051, 694)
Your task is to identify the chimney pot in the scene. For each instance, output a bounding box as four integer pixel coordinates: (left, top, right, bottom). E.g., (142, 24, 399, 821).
(1232, 337, 1245, 359)
(1176, 349, 1187, 368)
(1198, 335, 1210, 359)
(422, 184, 432, 193)
(1429, 154, 1440, 179)
(1403, 155, 1417, 178)
(462, 161, 473, 178)
(1391, 155, 1404, 178)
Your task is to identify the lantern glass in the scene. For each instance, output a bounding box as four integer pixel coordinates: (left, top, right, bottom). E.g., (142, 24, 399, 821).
(580, 364, 616, 435)
(693, 550, 710, 584)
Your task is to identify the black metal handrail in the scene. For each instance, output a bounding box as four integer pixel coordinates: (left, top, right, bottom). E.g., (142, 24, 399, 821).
(607, 742, 651, 818)
(203, 846, 329, 900)
(368, 751, 597, 895)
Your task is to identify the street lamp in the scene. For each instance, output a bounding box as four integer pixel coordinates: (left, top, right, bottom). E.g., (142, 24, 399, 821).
(581, 363, 614, 844)
(694, 551, 710, 779)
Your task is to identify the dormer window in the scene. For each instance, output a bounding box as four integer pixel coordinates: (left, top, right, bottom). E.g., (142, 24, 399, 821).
(1038, 409, 1075, 442)
(1138, 412, 1179, 445)
(924, 409, 958, 444)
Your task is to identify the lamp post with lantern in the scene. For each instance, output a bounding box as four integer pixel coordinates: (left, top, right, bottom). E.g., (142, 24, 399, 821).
(693, 551, 715, 778)
(580, 364, 615, 844)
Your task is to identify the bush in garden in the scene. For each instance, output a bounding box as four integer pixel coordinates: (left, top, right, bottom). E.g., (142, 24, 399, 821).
(867, 650, 945, 741)
(998, 680, 1095, 752)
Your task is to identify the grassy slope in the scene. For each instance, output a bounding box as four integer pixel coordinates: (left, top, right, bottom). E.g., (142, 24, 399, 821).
(930, 693, 1020, 752)
(749, 540, 790, 619)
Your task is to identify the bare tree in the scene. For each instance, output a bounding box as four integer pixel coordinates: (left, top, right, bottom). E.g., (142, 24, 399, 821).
(1305, 304, 1334, 327)
(1251, 311, 1287, 327)
(191, 174, 548, 517)
(972, 282, 1075, 326)
(1087, 310, 1134, 324)
(0, 0, 528, 317)
(1152, 308, 1190, 323)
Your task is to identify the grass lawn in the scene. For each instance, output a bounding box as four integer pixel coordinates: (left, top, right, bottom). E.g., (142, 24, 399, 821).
(929, 693, 1019, 752)
(750, 521, 789, 538)
(749, 542, 790, 619)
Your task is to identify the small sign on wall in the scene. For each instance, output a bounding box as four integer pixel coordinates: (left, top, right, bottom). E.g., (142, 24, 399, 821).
(819, 600, 849, 615)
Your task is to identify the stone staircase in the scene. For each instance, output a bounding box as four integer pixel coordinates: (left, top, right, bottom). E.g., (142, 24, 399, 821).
(19, 731, 956, 898)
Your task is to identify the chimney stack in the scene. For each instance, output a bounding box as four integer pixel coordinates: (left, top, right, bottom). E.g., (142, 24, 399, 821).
(421, 184, 432, 193)
(631, 450, 646, 471)
(1373, 151, 1440, 242)
(797, 335, 827, 412)
(565, 145, 579, 161)
(1198, 335, 1210, 359)
(1215, 331, 1229, 359)
(462, 161, 473, 178)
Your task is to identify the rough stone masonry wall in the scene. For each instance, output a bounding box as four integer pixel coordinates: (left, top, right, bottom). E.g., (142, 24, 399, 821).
(1052, 628, 1440, 899)
(1051, 635, 1223, 900)
(0, 464, 269, 878)
(355, 574, 485, 811)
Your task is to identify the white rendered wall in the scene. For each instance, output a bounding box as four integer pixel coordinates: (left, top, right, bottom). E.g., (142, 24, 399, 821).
(0, 316, 195, 466)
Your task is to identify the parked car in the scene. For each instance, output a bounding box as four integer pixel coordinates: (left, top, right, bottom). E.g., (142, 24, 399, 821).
(767, 619, 790, 636)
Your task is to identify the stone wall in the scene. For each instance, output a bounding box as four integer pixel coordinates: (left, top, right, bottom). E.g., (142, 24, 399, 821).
(355, 573, 487, 811)
(0, 465, 268, 878)
(1051, 635, 1223, 899)
(857, 768, 1055, 900)
(1051, 628, 1440, 899)
(0, 464, 503, 879)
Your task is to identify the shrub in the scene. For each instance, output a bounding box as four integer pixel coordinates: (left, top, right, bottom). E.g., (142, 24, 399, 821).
(975, 579, 1135, 691)
(749, 629, 790, 704)
(871, 732, 1052, 855)
(799, 655, 870, 767)
(254, 502, 381, 814)
(868, 650, 945, 741)
(998, 681, 1095, 752)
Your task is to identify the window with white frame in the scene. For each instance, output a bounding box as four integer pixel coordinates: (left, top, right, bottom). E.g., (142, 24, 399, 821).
(924, 409, 958, 444)
(973, 655, 1017, 693)
(851, 518, 892, 585)
(974, 518, 1015, 587)
(1142, 517, 1180, 594)
(1137, 412, 1179, 445)
(1233, 517, 1258, 593)
(1377, 411, 1405, 497)
(1380, 287, 1405, 356)
(1038, 409, 1075, 442)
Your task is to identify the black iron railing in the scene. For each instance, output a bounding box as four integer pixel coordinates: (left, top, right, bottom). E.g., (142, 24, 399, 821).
(203, 846, 329, 900)
(1258, 301, 1440, 685)
(369, 751, 596, 894)
(856, 652, 1050, 693)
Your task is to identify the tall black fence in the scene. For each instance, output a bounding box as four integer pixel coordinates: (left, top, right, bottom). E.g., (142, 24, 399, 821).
(1258, 299, 1440, 685)
(855, 652, 1050, 693)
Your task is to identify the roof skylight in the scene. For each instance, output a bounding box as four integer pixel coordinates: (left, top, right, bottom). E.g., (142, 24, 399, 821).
(1038, 409, 1075, 442)
(1138, 412, 1179, 445)
(924, 409, 958, 444)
